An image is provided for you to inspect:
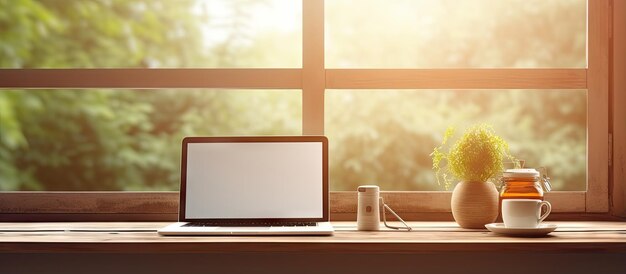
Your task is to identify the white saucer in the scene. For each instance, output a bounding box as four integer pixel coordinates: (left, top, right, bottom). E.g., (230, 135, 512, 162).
(485, 223, 557, 237)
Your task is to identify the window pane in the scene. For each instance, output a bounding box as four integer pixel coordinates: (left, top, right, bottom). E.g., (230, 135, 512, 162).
(0, 89, 301, 191)
(326, 0, 586, 68)
(326, 90, 587, 191)
(0, 0, 301, 68)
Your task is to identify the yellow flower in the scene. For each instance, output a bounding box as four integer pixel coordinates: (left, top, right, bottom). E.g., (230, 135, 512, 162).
(431, 124, 517, 190)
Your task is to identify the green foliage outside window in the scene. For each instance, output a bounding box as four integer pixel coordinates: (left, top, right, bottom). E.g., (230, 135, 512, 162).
(0, 0, 301, 190)
(0, 0, 587, 191)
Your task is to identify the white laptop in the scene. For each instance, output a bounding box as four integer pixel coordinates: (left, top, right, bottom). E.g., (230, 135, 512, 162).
(158, 136, 334, 236)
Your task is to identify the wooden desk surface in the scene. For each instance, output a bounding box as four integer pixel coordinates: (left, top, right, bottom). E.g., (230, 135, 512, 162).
(1, 221, 625, 254)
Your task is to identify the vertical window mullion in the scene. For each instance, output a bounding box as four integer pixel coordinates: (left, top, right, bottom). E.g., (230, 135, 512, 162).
(302, 0, 326, 135)
(586, 0, 610, 212)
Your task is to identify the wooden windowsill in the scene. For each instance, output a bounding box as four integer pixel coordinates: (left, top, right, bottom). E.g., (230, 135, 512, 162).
(1, 221, 624, 254)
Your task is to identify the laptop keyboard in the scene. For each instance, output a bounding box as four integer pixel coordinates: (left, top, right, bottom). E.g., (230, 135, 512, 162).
(183, 221, 318, 227)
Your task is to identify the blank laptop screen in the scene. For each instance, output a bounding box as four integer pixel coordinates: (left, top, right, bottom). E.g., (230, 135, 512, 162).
(185, 142, 323, 219)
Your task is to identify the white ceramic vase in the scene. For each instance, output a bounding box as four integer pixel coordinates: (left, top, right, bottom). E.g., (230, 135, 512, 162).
(451, 181, 499, 229)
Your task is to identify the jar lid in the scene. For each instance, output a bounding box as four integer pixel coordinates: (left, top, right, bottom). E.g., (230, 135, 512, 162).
(503, 168, 540, 178)
(357, 185, 379, 193)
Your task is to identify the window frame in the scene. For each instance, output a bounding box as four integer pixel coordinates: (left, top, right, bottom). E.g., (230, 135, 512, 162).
(0, 0, 614, 220)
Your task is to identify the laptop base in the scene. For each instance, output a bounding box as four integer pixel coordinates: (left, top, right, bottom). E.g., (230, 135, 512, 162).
(158, 222, 334, 236)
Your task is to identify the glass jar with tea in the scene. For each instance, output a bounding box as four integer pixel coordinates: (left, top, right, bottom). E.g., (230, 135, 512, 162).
(500, 168, 552, 201)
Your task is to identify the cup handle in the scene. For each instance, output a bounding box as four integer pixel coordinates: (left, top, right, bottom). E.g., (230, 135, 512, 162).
(538, 201, 552, 223)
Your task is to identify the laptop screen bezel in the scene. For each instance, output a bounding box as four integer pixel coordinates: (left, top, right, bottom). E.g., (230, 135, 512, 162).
(179, 136, 329, 223)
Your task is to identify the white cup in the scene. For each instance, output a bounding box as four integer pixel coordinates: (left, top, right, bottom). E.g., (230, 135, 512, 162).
(502, 199, 551, 228)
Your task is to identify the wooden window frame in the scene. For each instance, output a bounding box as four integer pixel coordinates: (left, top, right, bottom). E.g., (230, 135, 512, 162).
(610, 0, 626, 218)
(0, 0, 617, 221)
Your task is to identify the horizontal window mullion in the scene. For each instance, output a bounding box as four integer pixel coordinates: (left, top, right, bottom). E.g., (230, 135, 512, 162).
(326, 69, 587, 89)
(331, 191, 586, 213)
(0, 192, 180, 214)
(0, 69, 303, 89)
(0, 191, 586, 215)
(1, 68, 588, 90)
